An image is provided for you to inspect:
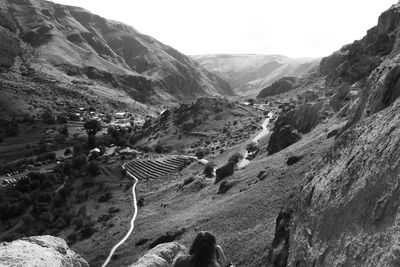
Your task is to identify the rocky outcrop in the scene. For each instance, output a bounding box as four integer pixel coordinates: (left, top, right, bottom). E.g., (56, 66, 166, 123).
(288, 96, 400, 266)
(129, 242, 186, 267)
(257, 77, 299, 98)
(267, 101, 324, 155)
(266, 122, 301, 155)
(265, 209, 292, 267)
(215, 161, 235, 183)
(0, 235, 89, 267)
(319, 2, 400, 88)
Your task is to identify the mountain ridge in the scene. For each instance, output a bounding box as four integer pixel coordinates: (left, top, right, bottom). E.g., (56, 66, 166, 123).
(0, 0, 233, 119)
(192, 53, 319, 96)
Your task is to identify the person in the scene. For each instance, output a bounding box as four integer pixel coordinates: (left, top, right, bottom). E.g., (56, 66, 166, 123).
(173, 231, 232, 267)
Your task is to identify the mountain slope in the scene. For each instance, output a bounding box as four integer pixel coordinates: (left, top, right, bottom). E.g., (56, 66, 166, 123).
(269, 2, 400, 266)
(0, 0, 233, 118)
(191, 54, 319, 96)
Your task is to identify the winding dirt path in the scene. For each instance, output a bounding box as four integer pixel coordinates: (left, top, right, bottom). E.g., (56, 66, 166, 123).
(101, 163, 138, 267)
(238, 112, 273, 169)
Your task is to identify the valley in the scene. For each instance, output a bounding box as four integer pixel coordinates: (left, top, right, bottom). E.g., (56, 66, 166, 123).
(1, 1, 400, 267)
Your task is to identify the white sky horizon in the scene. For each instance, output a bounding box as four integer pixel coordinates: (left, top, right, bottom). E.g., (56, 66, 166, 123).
(49, 0, 398, 58)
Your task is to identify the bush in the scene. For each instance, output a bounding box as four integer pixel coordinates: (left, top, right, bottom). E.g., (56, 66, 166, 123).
(98, 192, 112, 202)
(73, 143, 83, 156)
(59, 126, 68, 136)
(246, 142, 259, 152)
(41, 109, 56, 124)
(228, 152, 243, 164)
(218, 180, 234, 194)
(154, 143, 163, 154)
(203, 163, 214, 178)
(73, 155, 87, 169)
(87, 161, 100, 176)
(286, 155, 303, 166)
(183, 176, 195, 186)
(80, 220, 96, 239)
(64, 148, 72, 156)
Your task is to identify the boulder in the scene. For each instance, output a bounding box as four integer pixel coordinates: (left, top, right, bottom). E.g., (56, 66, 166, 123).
(267, 122, 301, 155)
(0, 235, 89, 267)
(217, 180, 234, 194)
(215, 161, 235, 183)
(129, 242, 186, 267)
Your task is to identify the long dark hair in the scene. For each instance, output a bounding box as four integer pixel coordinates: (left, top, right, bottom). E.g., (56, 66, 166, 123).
(189, 231, 217, 267)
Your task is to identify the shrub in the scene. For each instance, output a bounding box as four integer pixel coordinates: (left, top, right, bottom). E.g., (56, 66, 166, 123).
(41, 109, 56, 124)
(228, 152, 243, 164)
(218, 180, 234, 194)
(183, 176, 195, 186)
(203, 163, 214, 178)
(64, 148, 72, 156)
(73, 143, 83, 156)
(246, 142, 259, 152)
(286, 155, 303, 166)
(87, 161, 100, 176)
(154, 143, 163, 154)
(67, 232, 78, 244)
(80, 220, 96, 239)
(98, 192, 112, 202)
(73, 155, 87, 169)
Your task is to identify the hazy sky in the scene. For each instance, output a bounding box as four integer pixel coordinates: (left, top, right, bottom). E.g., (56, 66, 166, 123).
(50, 0, 397, 58)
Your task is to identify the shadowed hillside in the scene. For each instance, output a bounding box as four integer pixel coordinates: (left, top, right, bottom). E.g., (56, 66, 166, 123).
(0, 0, 233, 119)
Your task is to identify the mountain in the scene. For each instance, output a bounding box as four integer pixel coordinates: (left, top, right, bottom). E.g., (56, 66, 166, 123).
(191, 54, 319, 96)
(0, 0, 233, 119)
(263, 2, 400, 266)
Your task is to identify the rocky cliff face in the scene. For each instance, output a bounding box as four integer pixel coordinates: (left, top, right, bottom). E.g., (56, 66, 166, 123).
(281, 3, 400, 266)
(0, 235, 89, 266)
(0, 0, 233, 117)
(192, 54, 319, 96)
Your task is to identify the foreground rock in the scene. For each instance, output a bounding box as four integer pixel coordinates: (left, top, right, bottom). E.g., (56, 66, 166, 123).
(0, 235, 89, 267)
(129, 242, 186, 267)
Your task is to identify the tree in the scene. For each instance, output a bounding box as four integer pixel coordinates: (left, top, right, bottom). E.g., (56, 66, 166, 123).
(73, 155, 87, 169)
(64, 148, 72, 156)
(204, 163, 214, 178)
(87, 161, 100, 176)
(84, 119, 102, 149)
(154, 144, 163, 154)
(59, 125, 69, 136)
(246, 142, 259, 153)
(228, 152, 243, 164)
(73, 143, 83, 156)
(41, 109, 55, 124)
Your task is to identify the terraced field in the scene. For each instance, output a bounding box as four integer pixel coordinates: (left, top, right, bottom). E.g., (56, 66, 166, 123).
(124, 156, 193, 180)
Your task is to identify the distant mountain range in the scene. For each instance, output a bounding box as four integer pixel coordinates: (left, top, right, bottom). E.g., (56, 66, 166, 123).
(192, 54, 320, 96)
(0, 0, 233, 118)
